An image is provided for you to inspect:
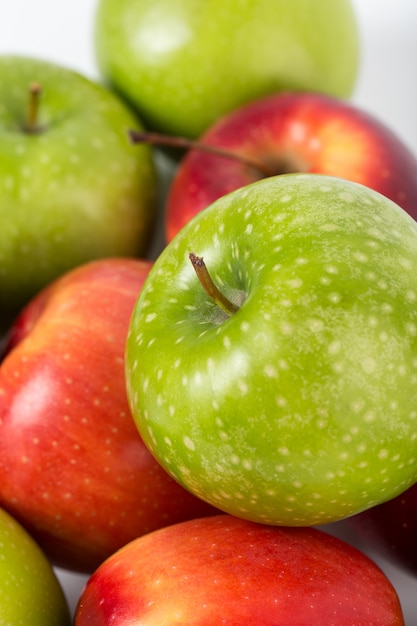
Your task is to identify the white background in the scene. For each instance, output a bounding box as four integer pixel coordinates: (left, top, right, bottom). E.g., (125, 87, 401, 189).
(0, 0, 416, 623)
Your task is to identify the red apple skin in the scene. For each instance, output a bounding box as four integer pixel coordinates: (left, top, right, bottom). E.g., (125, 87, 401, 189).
(0, 258, 217, 574)
(166, 91, 417, 242)
(75, 514, 404, 626)
(349, 482, 417, 577)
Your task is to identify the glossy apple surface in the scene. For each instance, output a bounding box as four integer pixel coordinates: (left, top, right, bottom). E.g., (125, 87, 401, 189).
(94, 0, 359, 138)
(349, 481, 417, 577)
(0, 55, 157, 331)
(126, 173, 417, 527)
(74, 514, 404, 625)
(0, 258, 217, 573)
(0, 507, 71, 625)
(166, 91, 417, 242)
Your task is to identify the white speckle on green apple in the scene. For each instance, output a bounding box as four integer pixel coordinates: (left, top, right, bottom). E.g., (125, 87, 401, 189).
(126, 173, 417, 526)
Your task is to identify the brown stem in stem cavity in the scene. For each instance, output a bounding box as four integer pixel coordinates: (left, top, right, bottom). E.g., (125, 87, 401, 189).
(26, 82, 42, 134)
(129, 129, 275, 178)
(189, 253, 239, 317)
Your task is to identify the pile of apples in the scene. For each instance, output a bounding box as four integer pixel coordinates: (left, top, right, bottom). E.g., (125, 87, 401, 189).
(1, 0, 416, 624)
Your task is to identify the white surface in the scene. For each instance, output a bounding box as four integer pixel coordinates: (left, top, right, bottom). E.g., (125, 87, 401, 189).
(0, 0, 416, 623)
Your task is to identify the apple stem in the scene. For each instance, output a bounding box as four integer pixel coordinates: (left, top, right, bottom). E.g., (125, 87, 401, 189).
(26, 82, 42, 134)
(129, 129, 275, 177)
(189, 252, 239, 317)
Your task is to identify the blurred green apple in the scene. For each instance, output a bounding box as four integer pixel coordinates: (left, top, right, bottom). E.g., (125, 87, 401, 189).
(0, 55, 157, 331)
(94, 0, 360, 138)
(0, 507, 70, 625)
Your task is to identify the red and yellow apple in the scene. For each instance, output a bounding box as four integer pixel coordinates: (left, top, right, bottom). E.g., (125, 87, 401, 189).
(165, 91, 417, 242)
(74, 514, 404, 625)
(0, 258, 217, 574)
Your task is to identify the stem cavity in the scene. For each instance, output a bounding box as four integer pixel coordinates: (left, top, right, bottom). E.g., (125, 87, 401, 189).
(189, 253, 239, 317)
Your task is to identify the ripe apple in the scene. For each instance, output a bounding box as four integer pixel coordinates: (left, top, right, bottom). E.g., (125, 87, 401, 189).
(348, 481, 417, 577)
(0, 258, 217, 574)
(94, 0, 359, 138)
(74, 514, 404, 625)
(164, 91, 417, 242)
(126, 173, 417, 527)
(0, 54, 157, 331)
(0, 506, 71, 625)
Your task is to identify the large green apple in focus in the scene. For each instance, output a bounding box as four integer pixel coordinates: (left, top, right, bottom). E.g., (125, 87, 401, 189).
(126, 174, 417, 527)
(0, 507, 70, 625)
(94, 0, 360, 138)
(0, 55, 156, 330)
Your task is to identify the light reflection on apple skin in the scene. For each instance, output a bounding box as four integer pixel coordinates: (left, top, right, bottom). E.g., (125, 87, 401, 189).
(8, 366, 56, 429)
(134, 11, 192, 56)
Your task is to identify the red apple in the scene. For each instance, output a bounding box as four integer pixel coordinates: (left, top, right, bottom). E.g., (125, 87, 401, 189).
(0, 258, 217, 574)
(74, 514, 404, 625)
(348, 482, 417, 577)
(164, 91, 417, 242)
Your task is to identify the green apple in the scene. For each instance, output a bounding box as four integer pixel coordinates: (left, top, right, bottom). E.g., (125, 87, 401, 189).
(0, 507, 70, 625)
(94, 0, 360, 138)
(126, 173, 417, 527)
(0, 55, 157, 330)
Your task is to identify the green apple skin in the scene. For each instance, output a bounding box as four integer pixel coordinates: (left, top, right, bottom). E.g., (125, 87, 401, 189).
(94, 0, 360, 138)
(0, 55, 157, 330)
(0, 507, 70, 625)
(126, 173, 417, 527)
